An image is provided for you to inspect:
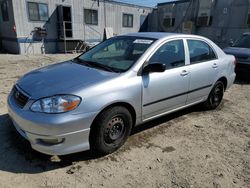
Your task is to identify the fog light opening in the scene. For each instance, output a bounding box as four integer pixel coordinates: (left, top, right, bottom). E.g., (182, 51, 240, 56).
(38, 138, 65, 146)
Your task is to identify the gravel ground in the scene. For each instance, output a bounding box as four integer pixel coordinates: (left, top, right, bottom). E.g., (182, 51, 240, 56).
(0, 54, 249, 188)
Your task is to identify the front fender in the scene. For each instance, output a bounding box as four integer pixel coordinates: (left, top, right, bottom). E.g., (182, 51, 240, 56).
(72, 74, 143, 124)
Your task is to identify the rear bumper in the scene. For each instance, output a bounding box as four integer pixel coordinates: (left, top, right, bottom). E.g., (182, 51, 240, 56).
(227, 72, 236, 90)
(235, 62, 250, 78)
(7, 93, 99, 155)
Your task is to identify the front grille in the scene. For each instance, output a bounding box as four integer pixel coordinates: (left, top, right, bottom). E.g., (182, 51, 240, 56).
(13, 86, 29, 108)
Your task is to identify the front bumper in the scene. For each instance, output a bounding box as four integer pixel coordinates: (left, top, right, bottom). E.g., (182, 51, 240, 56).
(8, 94, 99, 155)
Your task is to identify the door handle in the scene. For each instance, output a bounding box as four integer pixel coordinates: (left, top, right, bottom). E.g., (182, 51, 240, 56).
(212, 63, 218, 68)
(180, 70, 189, 76)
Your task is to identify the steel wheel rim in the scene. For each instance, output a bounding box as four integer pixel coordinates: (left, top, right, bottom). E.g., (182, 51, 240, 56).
(210, 84, 223, 107)
(104, 116, 125, 144)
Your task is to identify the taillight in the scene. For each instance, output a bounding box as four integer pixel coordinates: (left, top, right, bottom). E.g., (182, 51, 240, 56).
(233, 59, 237, 65)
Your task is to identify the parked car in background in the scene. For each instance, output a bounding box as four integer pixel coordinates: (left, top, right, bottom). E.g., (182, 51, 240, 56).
(8, 33, 236, 156)
(224, 32, 250, 78)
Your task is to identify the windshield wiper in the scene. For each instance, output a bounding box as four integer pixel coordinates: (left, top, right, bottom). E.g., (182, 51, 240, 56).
(73, 57, 92, 68)
(89, 61, 117, 72)
(73, 58, 122, 73)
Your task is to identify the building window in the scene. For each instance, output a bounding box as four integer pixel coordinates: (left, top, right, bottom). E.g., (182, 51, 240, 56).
(1, 0, 9, 22)
(196, 14, 212, 27)
(163, 16, 175, 28)
(84, 9, 98, 25)
(27, 2, 49, 21)
(123, 13, 133, 27)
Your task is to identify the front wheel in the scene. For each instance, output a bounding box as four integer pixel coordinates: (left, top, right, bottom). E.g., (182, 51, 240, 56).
(203, 81, 224, 110)
(90, 106, 133, 155)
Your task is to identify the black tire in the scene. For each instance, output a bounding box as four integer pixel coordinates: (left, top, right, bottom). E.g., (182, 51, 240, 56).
(203, 81, 224, 110)
(90, 106, 133, 155)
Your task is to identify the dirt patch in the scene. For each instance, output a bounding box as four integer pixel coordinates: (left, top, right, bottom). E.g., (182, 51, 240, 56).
(0, 54, 249, 188)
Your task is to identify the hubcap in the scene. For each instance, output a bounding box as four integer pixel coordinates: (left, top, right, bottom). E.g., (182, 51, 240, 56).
(104, 117, 125, 144)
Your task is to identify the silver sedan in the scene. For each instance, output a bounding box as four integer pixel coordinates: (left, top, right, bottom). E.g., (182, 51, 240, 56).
(8, 32, 236, 155)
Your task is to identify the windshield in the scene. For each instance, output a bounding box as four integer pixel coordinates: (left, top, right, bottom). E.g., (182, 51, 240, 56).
(233, 34, 250, 48)
(77, 36, 156, 72)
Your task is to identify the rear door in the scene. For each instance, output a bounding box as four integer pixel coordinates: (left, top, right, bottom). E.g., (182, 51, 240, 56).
(185, 39, 219, 104)
(142, 39, 190, 120)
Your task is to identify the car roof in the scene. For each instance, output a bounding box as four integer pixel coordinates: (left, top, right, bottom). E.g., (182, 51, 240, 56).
(243, 32, 250, 35)
(122, 32, 185, 40)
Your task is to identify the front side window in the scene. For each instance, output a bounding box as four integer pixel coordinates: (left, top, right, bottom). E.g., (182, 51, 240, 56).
(1, 0, 9, 22)
(77, 37, 156, 72)
(148, 40, 185, 69)
(123, 14, 133, 27)
(27, 2, 48, 21)
(187, 40, 217, 64)
(84, 9, 98, 25)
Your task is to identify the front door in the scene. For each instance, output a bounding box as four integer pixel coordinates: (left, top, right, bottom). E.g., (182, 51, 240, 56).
(142, 39, 190, 120)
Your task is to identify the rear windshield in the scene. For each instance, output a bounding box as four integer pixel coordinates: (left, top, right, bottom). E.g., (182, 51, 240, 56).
(77, 36, 156, 72)
(233, 34, 250, 48)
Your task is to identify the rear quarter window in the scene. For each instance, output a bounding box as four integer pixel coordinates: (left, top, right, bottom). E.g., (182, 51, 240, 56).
(187, 40, 217, 64)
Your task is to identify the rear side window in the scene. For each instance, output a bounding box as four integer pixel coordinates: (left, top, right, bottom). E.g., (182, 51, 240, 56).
(148, 40, 185, 69)
(187, 40, 217, 64)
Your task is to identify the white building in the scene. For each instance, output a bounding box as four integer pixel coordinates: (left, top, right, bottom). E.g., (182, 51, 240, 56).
(0, 0, 152, 54)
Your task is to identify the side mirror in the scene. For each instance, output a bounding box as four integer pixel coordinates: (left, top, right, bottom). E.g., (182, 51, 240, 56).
(142, 63, 166, 74)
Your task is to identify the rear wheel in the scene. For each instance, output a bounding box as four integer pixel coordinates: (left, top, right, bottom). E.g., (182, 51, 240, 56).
(204, 81, 224, 110)
(90, 106, 132, 155)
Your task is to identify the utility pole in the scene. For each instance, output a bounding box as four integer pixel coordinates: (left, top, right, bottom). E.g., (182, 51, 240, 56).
(104, 0, 107, 28)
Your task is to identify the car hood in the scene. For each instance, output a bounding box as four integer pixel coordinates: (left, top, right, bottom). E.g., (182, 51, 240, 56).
(17, 61, 118, 99)
(223, 47, 250, 58)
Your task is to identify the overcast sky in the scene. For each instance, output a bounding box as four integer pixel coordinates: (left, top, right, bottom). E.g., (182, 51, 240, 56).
(114, 0, 172, 7)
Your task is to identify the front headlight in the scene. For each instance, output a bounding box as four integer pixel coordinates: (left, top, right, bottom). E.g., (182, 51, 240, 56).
(30, 95, 81, 113)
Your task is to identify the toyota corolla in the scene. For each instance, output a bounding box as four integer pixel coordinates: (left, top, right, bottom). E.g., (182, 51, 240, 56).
(8, 32, 236, 155)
